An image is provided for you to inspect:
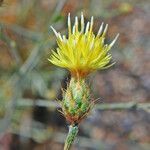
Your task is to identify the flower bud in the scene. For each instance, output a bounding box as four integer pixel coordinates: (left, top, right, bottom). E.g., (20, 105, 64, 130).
(61, 77, 92, 124)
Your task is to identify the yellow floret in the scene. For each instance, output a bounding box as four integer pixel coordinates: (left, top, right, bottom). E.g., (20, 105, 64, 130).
(48, 13, 119, 78)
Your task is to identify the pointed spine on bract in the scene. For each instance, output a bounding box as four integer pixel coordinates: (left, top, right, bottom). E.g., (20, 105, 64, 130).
(61, 77, 93, 124)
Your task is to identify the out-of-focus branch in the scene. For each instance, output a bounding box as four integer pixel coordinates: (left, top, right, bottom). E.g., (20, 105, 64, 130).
(0, 28, 22, 65)
(0, 39, 49, 136)
(15, 98, 150, 112)
(10, 130, 110, 149)
(0, 23, 43, 41)
(10, 127, 150, 149)
(95, 102, 150, 111)
(0, 0, 67, 136)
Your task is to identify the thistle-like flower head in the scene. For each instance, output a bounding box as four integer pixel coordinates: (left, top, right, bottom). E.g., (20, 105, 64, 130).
(49, 13, 119, 78)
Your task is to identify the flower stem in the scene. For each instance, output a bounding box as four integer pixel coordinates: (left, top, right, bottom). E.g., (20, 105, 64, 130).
(64, 125, 78, 150)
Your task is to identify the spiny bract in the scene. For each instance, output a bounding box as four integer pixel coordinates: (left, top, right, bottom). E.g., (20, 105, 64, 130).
(49, 13, 119, 78)
(61, 78, 92, 124)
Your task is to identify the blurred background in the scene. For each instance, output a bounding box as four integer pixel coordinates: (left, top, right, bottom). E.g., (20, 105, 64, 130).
(0, 0, 150, 150)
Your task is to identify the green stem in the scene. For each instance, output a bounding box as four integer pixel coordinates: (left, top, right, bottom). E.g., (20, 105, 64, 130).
(64, 125, 78, 150)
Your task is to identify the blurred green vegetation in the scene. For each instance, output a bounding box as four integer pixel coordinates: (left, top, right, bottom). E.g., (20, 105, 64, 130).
(0, 0, 149, 150)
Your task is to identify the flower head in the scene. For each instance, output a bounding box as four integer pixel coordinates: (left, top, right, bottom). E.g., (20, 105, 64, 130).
(49, 13, 119, 78)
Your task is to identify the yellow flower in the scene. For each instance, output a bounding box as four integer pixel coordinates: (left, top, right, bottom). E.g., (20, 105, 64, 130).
(49, 13, 119, 78)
